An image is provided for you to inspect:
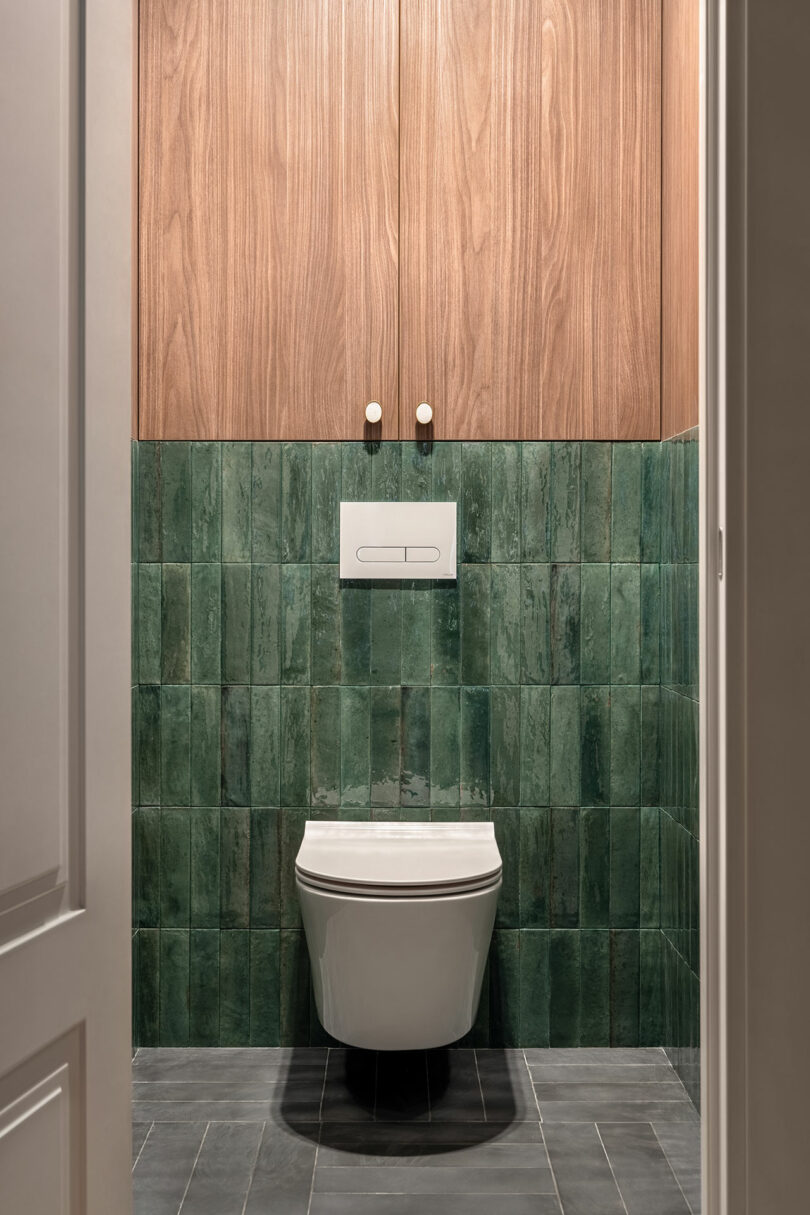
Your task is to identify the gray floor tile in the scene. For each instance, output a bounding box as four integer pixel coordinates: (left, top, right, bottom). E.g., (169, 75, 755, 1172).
(525, 1047, 667, 1066)
(652, 1123, 702, 1213)
(426, 1049, 485, 1121)
(542, 1122, 626, 1215)
(180, 1122, 263, 1215)
(528, 1063, 677, 1085)
(309, 1196, 560, 1214)
(134, 1100, 274, 1123)
(475, 1050, 540, 1122)
(316, 1141, 549, 1168)
(317, 1121, 543, 1153)
(133, 1080, 283, 1102)
(536, 1081, 687, 1103)
(243, 1121, 318, 1215)
(598, 1123, 691, 1215)
(132, 1122, 152, 1167)
(314, 1165, 555, 1194)
(321, 1048, 375, 1122)
(132, 1121, 207, 1215)
(375, 1052, 430, 1122)
(133, 1047, 326, 1083)
(539, 1099, 699, 1124)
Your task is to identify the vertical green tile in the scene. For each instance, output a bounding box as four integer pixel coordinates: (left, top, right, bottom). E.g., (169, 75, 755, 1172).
(136, 929, 159, 1045)
(252, 443, 281, 562)
(580, 564, 611, 684)
(131, 686, 140, 807)
(370, 585, 402, 684)
(220, 806, 250, 929)
(610, 685, 641, 806)
(641, 686, 661, 805)
(611, 564, 641, 684)
(640, 442, 662, 563)
(280, 930, 310, 1046)
(460, 565, 491, 685)
(640, 807, 661, 927)
(519, 808, 550, 927)
(221, 442, 252, 562)
(280, 687, 310, 806)
(461, 442, 491, 562)
(580, 807, 610, 927)
(581, 686, 610, 806)
(281, 565, 311, 684)
(137, 686, 161, 806)
(370, 686, 401, 807)
(190, 685, 220, 806)
(191, 442, 221, 562)
(135, 807, 161, 927)
(610, 929, 640, 1045)
(159, 929, 190, 1046)
(131, 441, 140, 560)
(493, 809, 520, 927)
(491, 443, 521, 562)
(161, 685, 190, 806)
(580, 930, 610, 1045)
(280, 808, 307, 927)
(401, 581, 431, 685)
(159, 810, 190, 928)
(138, 563, 162, 684)
(460, 687, 490, 807)
(190, 808, 220, 928)
(251, 563, 280, 684)
(311, 565, 341, 684)
(550, 442, 582, 561)
(550, 686, 581, 807)
(401, 685, 430, 806)
(250, 808, 280, 928)
(639, 929, 663, 1045)
(490, 565, 520, 685)
(311, 444, 341, 561)
(520, 564, 550, 684)
(340, 686, 370, 806)
(222, 685, 250, 807)
(549, 930, 581, 1047)
(250, 685, 280, 807)
(222, 564, 252, 685)
(490, 686, 520, 807)
(550, 563, 581, 685)
(489, 930, 520, 1047)
(401, 441, 432, 501)
(341, 442, 371, 501)
(191, 564, 221, 684)
(189, 929, 220, 1045)
(340, 583, 371, 684)
(519, 929, 550, 1047)
(220, 930, 250, 1045)
(432, 441, 462, 553)
(429, 687, 460, 807)
(611, 443, 642, 561)
(371, 441, 401, 500)
(581, 443, 612, 562)
(312, 686, 341, 806)
(431, 582, 460, 685)
(250, 930, 280, 1046)
(138, 441, 162, 562)
(520, 442, 550, 561)
(132, 563, 139, 685)
(520, 685, 550, 806)
(281, 443, 311, 562)
(160, 442, 191, 561)
(550, 807, 580, 928)
(610, 807, 640, 927)
(161, 564, 191, 683)
(640, 563, 660, 684)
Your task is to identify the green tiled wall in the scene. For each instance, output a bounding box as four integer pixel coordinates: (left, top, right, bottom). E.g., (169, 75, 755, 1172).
(659, 429, 700, 1105)
(131, 439, 676, 1050)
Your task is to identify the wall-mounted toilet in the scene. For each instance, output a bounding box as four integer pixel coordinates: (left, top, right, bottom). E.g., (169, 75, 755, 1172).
(296, 821, 501, 1051)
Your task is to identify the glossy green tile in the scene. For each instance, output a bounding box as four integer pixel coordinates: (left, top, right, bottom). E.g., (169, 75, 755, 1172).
(610, 564, 641, 684)
(251, 443, 281, 562)
(250, 685, 280, 807)
(370, 584, 401, 684)
(311, 686, 340, 806)
(640, 686, 661, 805)
(221, 442, 252, 561)
(581, 686, 610, 806)
(132, 564, 139, 684)
(493, 808, 520, 928)
(490, 565, 520, 685)
(310, 443, 340, 562)
(580, 564, 610, 684)
(138, 442, 161, 562)
(341, 442, 371, 501)
(222, 685, 250, 807)
(611, 443, 642, 562)
(191, 442, 222, 562)
(550, 686, 580, 807)
(401, 581, 431, 685)
(370, 686, 401, 807)
(251, 563, 280, 684)
(159, 810, 190, 928)
(520, 685, 549, 806)
(250, 808, 280, 928)
(189, 929, 220, 1045)
(489, 930, 520, 1047)
(461, 565, 491, 685)
(639, 929, 663, 1045)
(549, 930, 580, 1047)
(250, 930, 280, 1045)
(551, 442, 581, 561)
(161, 685, 190, 806)
(161, 564, 191, 683)
(219, 930, 250, 1045)
(610, 807, 640, 927)
(431, 581, 460, 685)
(550, 807, 580, 928)
(281, 443, 311, 562)
(429, 687, 460, 807)
(610, 685, 641, 806)
(131, 686, 140, 806)
(340, 582, 371, 684)
(610, 929, 640, 1045)
(490, 686, 520, 806)
(550, 563, 581, 684)
(137, 685, 161, 806)
(461, 442, 491, 562)
(311, 565, 341, 684)
(520, 564, 550, 684)
(159, 929, 190, 1046)
(491, 443, 521, 562)
(138, 563, 162, 684)
(190, 686, 220, 806)
(280, 929, 310, 1046)
(135, 807, 161, 927)
(191, 564, 221, 684)
(520, 442, 550, 561)
(281, 564, 311, 684)
(136, 929, 159, 1044)
(401, 441, 432, 501)
(280, 687, 310, 806)
(279, 808, 307, 927)
(640, 563, 660, 684)
(640, 442, 662, 563)
(190, 809, 220, 928)
(220, 807, 250, 929)
(432, 442, 462, 555)
(640, 807, 660, 927)
(401, 685, 430, 806)
(580, 443, 612, 562)
(160, 442, 191, 561)
(341, 686, 370, 806)
(580, 807, 610, 928)
(519, 929, 550, 1047)
(131, 441, 140, 560)
(221, 564, 251, 685)
(460, 687, 490, 807)
(519, 808, 550, 928)
(371, 441, 401, 500)
(580, 930, 610, 1045)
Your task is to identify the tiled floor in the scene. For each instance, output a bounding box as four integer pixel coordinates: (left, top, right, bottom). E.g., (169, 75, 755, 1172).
(132, 1047, 701, 1215)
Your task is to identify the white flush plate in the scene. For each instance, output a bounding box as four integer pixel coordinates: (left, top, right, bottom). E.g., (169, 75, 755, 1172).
(340, 501, 457, 580)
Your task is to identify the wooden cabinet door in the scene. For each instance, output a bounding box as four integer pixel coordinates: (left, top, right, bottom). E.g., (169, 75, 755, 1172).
(400, 0, 661, 441)
(139, 0, 398, 440)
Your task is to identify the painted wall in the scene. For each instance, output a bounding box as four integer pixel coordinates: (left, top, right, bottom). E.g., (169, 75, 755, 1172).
(131, 439, 681, 1051)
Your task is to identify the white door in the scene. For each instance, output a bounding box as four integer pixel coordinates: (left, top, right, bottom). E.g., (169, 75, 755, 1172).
(0, 1, 133, 1212)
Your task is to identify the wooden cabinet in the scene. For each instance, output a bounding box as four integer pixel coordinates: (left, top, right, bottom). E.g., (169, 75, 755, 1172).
(138, 0, 662, 441)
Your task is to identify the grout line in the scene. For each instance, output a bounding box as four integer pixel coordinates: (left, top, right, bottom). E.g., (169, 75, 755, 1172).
(521, 1048, 543, 1124)
(318, 1048, 330, 1123)
(240, 1120, 266, 1215)
(538, 1124, 565, 1215)
(131, 1120, 154, 1174)
(651, 1122, 698, 1215)
(472, 1048, 486, 1121)
(594, 1122, 631, 1215)
(306, 1123, 322, 1215)
(176, 1121, 210, 1215)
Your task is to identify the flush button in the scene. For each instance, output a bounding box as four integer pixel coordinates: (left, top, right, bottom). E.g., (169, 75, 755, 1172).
(406, 546, 440, 563)
(356, 546, 406, 562)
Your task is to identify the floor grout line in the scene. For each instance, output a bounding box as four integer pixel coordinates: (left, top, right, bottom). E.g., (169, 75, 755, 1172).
(521, 1047, 544, 1124)
(176, 1121, 210, 1215)
(318, 1048, 330, 1123)
(650, 1122, 699, 1215)
(131, 1120, 154, 1174)
(594, 1122, 631, 1215)
(472, 1048, 486, 1121)
(538, 1123, 566, 1215)
(239, 1120, 266, 1215)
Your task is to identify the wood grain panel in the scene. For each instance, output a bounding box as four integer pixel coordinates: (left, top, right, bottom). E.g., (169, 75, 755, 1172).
(400, 0, 544, 440)
(662, 0, 699, 438)
(139, 0, 398, 440)
(541, 0, 661, 439)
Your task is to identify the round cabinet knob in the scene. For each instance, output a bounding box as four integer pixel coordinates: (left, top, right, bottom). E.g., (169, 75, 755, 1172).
(416, 402, 433, 425)
(365, 401, 382, 424)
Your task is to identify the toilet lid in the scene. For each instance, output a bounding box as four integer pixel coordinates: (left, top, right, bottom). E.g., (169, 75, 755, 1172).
(295, 821, 502, 897)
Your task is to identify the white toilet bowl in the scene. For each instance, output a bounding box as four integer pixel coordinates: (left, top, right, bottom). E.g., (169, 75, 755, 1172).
(296, 821, 502, 1051)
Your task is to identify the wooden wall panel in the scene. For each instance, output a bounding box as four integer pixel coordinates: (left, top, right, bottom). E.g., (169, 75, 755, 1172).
(662, 0, 699, 438)
(139, 0, 398, 440)
(541, 0, 661, 439)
